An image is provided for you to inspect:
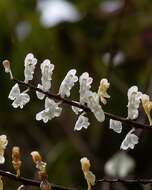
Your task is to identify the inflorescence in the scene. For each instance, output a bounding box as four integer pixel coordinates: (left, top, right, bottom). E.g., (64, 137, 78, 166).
(1, 53, 152, 190)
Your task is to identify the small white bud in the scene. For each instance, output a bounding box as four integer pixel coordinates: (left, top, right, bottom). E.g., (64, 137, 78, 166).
(109, 119, 122, 133)
(2, 60, 13, 79)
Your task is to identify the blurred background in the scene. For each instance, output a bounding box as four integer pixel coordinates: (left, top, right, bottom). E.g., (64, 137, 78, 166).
(1, 0, 152, 189)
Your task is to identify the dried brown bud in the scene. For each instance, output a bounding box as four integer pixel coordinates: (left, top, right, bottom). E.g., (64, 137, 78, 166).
(12, 146, 22, 177)
(80, 157, 96, 190)
(31, 151, 47, 181)
(80, 157, 90, 173)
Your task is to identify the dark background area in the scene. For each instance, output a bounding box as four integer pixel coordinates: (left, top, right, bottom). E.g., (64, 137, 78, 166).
(1, 0, 152, 189)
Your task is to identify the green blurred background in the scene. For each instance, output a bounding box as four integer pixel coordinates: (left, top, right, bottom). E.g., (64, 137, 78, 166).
(1, 0, 152, 189)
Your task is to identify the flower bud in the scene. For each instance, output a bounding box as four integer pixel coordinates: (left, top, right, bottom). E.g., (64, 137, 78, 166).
(31, 151, 47, 180)
(80, 157, 90, 173)
(98, 78, 110, 105)
(80, 157, 96, 190)
(12, 146, 22, 177)
(2, 60, 13, 79)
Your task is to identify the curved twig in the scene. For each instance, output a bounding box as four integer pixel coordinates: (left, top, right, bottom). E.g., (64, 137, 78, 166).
(1, 169, 152, 187)
(12, 78, 152, 130)
(0, 169, 76, 190)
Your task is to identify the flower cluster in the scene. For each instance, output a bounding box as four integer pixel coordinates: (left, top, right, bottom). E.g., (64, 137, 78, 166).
(6, 53, 108, 132)
(109, 85, 152, 150)
(73, 72, 106, 131)
(3, 53, 152, 152)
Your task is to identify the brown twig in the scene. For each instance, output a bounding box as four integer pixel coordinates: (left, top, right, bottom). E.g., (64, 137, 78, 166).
(11, 78, 152, 130)
(97, 178, 152, 185)
(1, 169, 152, 187)
(0, 169, 75, 190)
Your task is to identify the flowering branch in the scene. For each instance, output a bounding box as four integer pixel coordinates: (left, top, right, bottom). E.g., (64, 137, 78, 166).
(1, 168, 152, 188)
(12, 78, 152, 130)
(0, 169, 75, 190)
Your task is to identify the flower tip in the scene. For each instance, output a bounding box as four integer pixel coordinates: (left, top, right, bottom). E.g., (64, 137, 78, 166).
(2, 59, 10, 70)
(31, 151, 42, 163)
(2, 60, 13, 79)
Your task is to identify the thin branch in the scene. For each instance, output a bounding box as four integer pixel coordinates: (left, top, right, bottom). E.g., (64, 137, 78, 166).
(0, 169, 76, 190)
(12, 78, 152, 130)
(1, 169, 152, 187)
(97, 178, 152, 185)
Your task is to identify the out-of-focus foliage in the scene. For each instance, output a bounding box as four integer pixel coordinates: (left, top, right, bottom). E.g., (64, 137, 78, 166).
(1, 0, 152, 189)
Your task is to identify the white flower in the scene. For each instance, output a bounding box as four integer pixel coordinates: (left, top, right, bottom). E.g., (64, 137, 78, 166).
(24, 53, 37, 83)
(79, 72, 93, 104)
(86, 91, 105, 122)
(8, 84, 30, 109)
(79, 73, 105, 122)
(104, 152, 135, 178)
(40, 59, 54, 91)
(36, 97, 62, 123)
(36, 60, 54, 100)
(0, 135, 8, 164)
(109, 119, 122, 133)
(59, 69, 78, 98)
(38, 0, 81, 27)
(36, 84, 45, 100)
(120, 128, 139, 150)
(74, 113, 90, 131)
(127, 86, 142, 120)
(71, 106, 83, 115)
(98, 78, 110, 105)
